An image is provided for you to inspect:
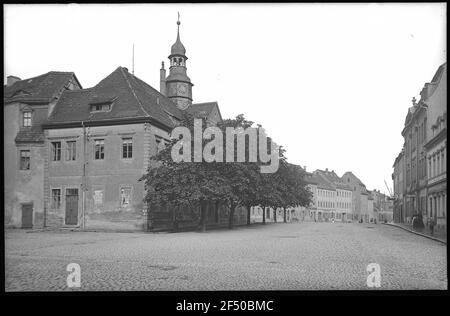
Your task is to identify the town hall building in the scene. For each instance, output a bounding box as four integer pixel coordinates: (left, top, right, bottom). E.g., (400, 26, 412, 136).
(4, 17, 238, 231)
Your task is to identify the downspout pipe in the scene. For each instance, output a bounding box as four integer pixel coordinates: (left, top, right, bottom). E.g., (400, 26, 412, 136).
(82, 121, 86, 229)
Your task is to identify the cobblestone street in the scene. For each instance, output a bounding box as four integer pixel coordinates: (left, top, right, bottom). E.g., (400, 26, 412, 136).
(5, 222, 447, 291)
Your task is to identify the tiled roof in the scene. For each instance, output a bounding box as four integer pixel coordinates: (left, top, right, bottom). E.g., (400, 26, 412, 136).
(304, 172, 319, 185)
(15, 128, 45, 143)
(46, 67, 182, 130)
(431, 62, 446, 83)
(317, 169, 353, 191)
(314, 172, 336, 191)
(342, 171, 366, 188)
(187, 101, 222, 122)
(4, 71, 80, 104)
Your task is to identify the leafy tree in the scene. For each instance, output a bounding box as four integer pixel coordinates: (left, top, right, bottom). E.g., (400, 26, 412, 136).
(141, 112, 312, 231)
(141, 112, 236, 231)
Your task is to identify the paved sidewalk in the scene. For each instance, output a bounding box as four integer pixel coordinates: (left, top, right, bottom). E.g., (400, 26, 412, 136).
(384, 222, 446, 244)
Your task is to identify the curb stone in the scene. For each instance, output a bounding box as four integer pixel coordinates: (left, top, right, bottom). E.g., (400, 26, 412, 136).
(383, 223, 446, 244)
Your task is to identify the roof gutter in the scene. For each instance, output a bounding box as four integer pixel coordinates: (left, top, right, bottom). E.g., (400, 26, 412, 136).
(41, 116, 173, 132)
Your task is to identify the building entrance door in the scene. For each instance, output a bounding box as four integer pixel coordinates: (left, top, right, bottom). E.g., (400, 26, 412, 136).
(65, 188, 79, 225)
(21, 203, 33, 229)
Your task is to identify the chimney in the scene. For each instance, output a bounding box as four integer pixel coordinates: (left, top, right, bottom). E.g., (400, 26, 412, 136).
(325, 168, 328, 172)
(303, 165, 306, 171)
(7, 75, 21, 87)
(160, 61, 166, 96)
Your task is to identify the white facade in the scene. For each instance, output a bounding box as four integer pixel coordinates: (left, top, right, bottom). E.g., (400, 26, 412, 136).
(335, 188, 353, 221)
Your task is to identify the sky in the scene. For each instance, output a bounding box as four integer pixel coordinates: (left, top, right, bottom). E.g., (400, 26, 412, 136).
(4, 3, 446, 193)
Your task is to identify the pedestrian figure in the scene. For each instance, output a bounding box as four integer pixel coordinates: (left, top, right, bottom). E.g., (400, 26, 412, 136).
(411, 215, 416, 228)
(430, 217, 435, 236)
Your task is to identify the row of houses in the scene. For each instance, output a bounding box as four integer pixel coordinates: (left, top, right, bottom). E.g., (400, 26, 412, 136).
(392, 62, 447, 232)
(303, 169, 393, 223)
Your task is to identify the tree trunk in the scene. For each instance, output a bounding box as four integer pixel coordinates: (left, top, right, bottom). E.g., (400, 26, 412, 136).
(283, 207, 287, 223)
(172, 205, 179, 232)
(215, 201, 220, 224)
(228, 203, 236, 229)
(199, 201, 207, 232)
(246, 204, 251, 225)
(262, 206, 266, 224)
(273, 208, 277, 223)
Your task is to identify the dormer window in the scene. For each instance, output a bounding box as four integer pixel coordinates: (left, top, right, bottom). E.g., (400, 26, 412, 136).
(90, 102, 112, 112)
(12, 89, 31, 98)
(89, 96, 116, 113)
(23, 111, 32, 127)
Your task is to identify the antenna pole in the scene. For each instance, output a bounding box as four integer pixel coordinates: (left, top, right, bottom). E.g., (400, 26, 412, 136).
(132, 44, 135, 75)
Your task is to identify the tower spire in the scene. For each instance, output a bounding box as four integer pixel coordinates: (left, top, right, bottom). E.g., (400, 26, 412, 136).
(176, 12, 181, 42)
(170, 12, 186, 57)
(166, 12, 193, 110)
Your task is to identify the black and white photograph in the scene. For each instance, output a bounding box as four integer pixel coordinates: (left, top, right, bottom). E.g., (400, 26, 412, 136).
(3, 3, 447, 299)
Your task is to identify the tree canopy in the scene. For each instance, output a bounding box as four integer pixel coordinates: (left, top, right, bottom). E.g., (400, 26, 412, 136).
(140, 112, 311, 231)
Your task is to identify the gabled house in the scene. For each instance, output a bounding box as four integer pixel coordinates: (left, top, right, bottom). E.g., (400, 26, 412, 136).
(41, 66, 182, 230)
(4, 71, 82, 228)
(316, 169, 353, 222)
(341, 171, 369, 222)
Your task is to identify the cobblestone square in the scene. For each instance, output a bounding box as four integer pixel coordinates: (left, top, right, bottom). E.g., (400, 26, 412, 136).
(5, 222, 447, 291)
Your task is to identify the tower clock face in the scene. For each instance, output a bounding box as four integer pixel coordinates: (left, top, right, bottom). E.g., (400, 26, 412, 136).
(177, 84, 188, 96)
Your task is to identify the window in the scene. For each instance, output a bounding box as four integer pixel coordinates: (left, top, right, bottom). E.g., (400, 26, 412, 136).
(90, 103, 111, 112)
(423, 119, 427, 139)
(23, 111, 32, 127)
(94, 139, 105, 160)
(66, 141, 76, 161)
(20, 150, 30, 170)
(51, 142, 61, 161)
(433, 157, 436, 177)
(93, 190, 104, 207)
(428, 158, 432, 179)
(437, 155, 441, 175)
(51, 189, 61, 210)
(120, 187, 132, 207)
(122, 138, 133, 159)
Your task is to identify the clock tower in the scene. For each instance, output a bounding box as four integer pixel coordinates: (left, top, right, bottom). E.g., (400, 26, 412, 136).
(165, 15, 193, 110)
